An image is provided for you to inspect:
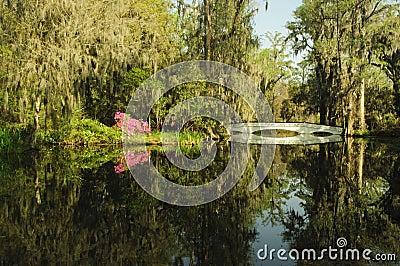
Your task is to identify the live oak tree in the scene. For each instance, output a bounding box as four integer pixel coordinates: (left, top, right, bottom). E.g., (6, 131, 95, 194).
(0, 0, 178, 144)
(0, 0, 265, 143)
(176, 0, 259, 69)
(163, 0, 262, 131)
(287, 0, 397, 135)
(368, 3, 400, 117)
(248, 32, 293, 116)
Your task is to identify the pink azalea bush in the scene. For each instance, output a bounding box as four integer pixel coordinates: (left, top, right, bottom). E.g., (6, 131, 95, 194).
(114, 112, 151, 173)
(114, 112, 150, 135)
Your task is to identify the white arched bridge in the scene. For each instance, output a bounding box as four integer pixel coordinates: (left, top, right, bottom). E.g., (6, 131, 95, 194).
(227, 122, 343, 145)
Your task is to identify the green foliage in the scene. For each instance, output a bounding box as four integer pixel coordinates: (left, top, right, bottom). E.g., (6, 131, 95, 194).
(177, 130, 204, 146)
(249, 32, 293, 94)
(89, 68, 152, 126)
(176, 0, 259, 67)
(0, 125, 32, 153)
(0, 0, 265, 144)
(0, 0, 180, 137)
(287, 0, 400, 134)
(143, 131, 204, 149)
(38, 114, 122, 146)
(368, 4, 400, 117)
(123, 68, 151, 91)
(0, 128, 19, 152)
(64, 119, 122, 145)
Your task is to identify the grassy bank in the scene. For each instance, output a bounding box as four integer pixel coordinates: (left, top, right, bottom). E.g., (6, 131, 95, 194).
(38, 118, 122, 146)
(358, 128, 400, 138)
(36, 117, 205, 147)
(144, 131, 204, 146)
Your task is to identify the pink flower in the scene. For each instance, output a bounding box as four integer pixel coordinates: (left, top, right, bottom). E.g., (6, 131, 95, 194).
(113, 112, 151, 135)
(143, 122, 151, 133)
(114, 112, 127, 130)
(114, 112, 125, 121)
(114, 163, 125, 173)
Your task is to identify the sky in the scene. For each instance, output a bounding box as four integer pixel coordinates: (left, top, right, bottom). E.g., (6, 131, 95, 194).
(253, 0, 303, 48)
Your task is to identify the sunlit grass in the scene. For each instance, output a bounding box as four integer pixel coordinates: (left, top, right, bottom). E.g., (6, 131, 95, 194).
(38, 118, 122, 146)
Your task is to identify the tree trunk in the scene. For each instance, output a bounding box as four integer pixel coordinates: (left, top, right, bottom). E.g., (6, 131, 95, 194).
(33, 95, 41, 147)
(360, 78, 366, 132)
(204, 0, 212, 61)
(347, 92, 355, 136)
(3, 88, 8, 113)
(358, 141, 365, 194)
(316, 60, 328, 125)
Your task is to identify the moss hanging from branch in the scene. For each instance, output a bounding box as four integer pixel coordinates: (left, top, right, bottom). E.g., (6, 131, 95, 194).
(0, 0, 179, 141)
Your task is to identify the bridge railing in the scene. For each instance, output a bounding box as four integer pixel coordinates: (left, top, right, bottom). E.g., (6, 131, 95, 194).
(227, 122, 344, 145)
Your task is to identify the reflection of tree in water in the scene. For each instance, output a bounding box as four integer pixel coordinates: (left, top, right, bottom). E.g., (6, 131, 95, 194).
(2, 141, 398, 264)
(281, 140, 400, 263)
(0, 148, 181, 264)
(0, 144, 277, 265)
(377, 153, 400, 224)
(149, 143, 280, 264)
(257, 145, 299, 226)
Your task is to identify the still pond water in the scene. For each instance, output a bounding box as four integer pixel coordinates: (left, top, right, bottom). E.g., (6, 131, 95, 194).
(1, 138, 399, 265)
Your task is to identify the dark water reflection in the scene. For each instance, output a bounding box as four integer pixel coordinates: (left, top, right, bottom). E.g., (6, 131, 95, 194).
(0, 139, 399, 265)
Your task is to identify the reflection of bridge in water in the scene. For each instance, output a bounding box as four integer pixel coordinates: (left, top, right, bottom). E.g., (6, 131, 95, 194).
(227, 123, 343, 145)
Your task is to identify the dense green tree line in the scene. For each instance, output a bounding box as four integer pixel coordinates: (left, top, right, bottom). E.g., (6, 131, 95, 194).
(1, 0, 400, 148)
(0, 0, 178, 143)
(287, 0, 400, 134)
(0, 0, 262, 146)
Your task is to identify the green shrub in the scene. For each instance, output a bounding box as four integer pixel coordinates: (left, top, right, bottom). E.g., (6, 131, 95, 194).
(38, 113, 122, 146)
(0, 125, 31, 152)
